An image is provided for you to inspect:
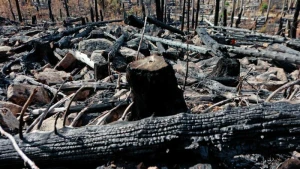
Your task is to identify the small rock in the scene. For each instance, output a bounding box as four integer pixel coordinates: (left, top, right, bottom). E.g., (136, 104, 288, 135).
(119, 47, 145, 62)
(7, 84, 51, 106)
(91, 50, 107, 64)
(0, 101, 22, 116)
(0, 108, 19, 129)
(34, 68, 71, 85)
(78, 38, 113, 54)
(55, 53, 77, 70)
(278, 158, 300, 169)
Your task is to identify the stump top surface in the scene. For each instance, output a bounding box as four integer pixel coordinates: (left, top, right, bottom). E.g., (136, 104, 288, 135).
(129, 55, 168, 71)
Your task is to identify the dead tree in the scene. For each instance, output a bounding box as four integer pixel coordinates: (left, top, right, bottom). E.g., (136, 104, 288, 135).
(181, 0, 186, 31)
(235, 0, 243, 28)
(15, 0, 22, 22)
(8, 0, 16, 21)
(265, 0, 271, 22)
(195, 0, 200, 28)
(155, 0, 163, 21)
(214, 0, 220, 26)
(230, 0, 236, 27)
(95, 0, 99, 21)
(63, 0, 70, 17)
(187, 0, 190, 31)
(291, 0, 300, 38)
(90, 7, 95, 22)
(48, 0, 54, 22)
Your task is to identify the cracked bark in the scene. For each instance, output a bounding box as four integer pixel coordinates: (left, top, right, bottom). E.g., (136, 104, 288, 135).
(0, 102, 300, 168)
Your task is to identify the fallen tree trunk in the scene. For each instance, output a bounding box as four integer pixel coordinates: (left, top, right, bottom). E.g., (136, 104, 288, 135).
(196, 28, 229, 57)
(125, 15, 185, 35)
(1, 102, 300, 168)
(227, 46, 300, 64)
(134, 34, 209, 54)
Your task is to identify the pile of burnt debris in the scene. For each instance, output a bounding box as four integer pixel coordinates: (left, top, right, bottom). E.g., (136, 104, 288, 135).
(1, 15, 300, 169)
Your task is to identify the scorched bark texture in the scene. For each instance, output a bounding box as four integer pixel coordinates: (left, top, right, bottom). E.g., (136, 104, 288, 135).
(0, 102, 300, 168)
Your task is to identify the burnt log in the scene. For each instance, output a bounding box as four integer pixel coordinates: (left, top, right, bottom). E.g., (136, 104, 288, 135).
(227, 45, 300, 64)
(196, 28, 229, 57)
(134, 34, 208, 54)
(0, 102, 300, 168)
(126, 55, 187, 120)
(125, 15, 184, 35)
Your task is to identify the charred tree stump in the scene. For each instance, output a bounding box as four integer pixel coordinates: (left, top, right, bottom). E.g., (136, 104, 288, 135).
(207, 57, 240, 87)
(31, 15, 37, 25)
(223, 8, 227, 26)
(126, 55, 187, 120)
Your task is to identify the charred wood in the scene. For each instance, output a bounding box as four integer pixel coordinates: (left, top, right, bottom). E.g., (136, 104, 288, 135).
(0, 102, 300, 168)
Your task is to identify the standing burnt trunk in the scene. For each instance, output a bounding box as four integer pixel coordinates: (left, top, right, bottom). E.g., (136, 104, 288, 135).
(15, 0, 22, 22)
(265, 0, 271, 22)
(126, 55, 187, 120)
(291, 0, 300, 38)
(181, 0, 186, 31)
(223, 8, 227, 26)
(235, 1, 243, 28)
(48, 0, 54, 22)
(64, 0, 70, 17)
(161, 0, 164, 22)
(32, 15, 37, 25)
(155, 0, 163, 21)
(214, 0, 220, 26)
(195, 0, 200, 28)
(95, 0, 99, 21)
(187, 0, 190, 31)
(8, 0, 16, 21)
(191, 0, 195, 29)
(277, 17, 284, 36)
(100, 9, 103, 21)
(230, 0, 236, 27)
(90, 7, 95, 22)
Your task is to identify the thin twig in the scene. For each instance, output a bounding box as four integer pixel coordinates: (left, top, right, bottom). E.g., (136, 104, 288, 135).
(288, 86, 299, 101)
(266, 79, 300, 102)
(201, 97, 235, 114)
(19, 88, 38, 140)
(36, 80, 67, 130)
(62, 86, 85, 127)
(0, 126, 40, 169)
(183, 43, 189, 91)
(69, 102, 94, 127)
(54, 112, 63, 135)
(136, 16, 148, 60)
(26, 93, 75, 133)
(119, 101, 134, 121)
(96, 103, 123, 125)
